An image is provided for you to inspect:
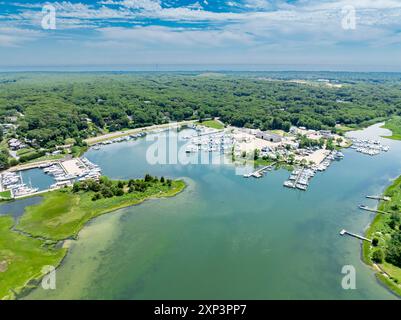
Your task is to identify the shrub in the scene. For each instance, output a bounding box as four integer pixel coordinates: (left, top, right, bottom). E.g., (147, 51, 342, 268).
(92, 193, 102, 201)
(385, 232, 401, 267)
(9, 159, 19, 166)
(115, 188, 124, 197)
(372, 249, 384, 264)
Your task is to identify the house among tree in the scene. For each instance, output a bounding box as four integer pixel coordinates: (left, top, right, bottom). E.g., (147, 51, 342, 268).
(8, 138, 26, 150)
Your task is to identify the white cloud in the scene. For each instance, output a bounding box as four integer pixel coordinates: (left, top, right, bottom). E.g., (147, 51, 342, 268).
(244, 0, 271, 9)
(121, 0, 161, 10)
(0, 27, 42, 47)
(95, 25, 254, 48)
(3, 0, 401, 53)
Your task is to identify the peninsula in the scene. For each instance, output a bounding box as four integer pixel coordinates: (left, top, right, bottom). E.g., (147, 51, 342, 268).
(0, 174, 186, 300)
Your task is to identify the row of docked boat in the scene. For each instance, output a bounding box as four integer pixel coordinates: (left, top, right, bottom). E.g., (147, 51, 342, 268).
(45, 158, 102, 189)
(78, 157, 102, 181)
(1, 171, 21, 188)
(92, 132, 148, 150)
(283, 167, 315, 191)
(185, 133, 234, 154)
(283, 150, 344, 191)
(350, 138, 389, 155)
(0, 171, 38, 197)
(45, 163, 76, 188)
(13, 184, 39, 197)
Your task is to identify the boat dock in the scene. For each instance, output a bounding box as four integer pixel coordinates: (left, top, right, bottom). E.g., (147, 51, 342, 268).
(243, 165, 273, 178)
(340, 229, 372, 242)
(283, 168, 304, 189)
(8, 160, 57, 172)
(197, 129, 225, 137)
(366, 195, 391, 201)
(358, 205, 389, 214)
(293, 168, 304, 187)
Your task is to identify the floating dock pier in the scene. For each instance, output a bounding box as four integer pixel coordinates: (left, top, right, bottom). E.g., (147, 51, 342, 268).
(366, 195, 391, 201)
(340, 229, 372, 242)
(243, 165, 273, 178)
(197, 129, 225, 137)
(358, 205, 389, 214)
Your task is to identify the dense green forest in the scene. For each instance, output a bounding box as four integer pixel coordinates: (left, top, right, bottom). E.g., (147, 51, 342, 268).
(1, 72, 401, 169)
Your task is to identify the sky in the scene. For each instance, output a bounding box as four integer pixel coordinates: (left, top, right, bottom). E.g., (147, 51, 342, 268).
(1, 0, 401, 71)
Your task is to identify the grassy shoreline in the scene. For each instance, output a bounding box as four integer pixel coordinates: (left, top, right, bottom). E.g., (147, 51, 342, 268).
(381, 117, 401, 141)
(363, 175, 401, 297)
(0, 177, 186, 300)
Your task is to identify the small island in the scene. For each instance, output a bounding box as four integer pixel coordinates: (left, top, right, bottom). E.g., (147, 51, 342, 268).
(0, 174, 186, 300)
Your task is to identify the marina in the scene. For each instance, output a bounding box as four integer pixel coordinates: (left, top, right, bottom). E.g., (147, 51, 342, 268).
(282, 150, 344, 191)
(184, 127, 234, 154)
(349, 138, 390, 156)
(0, 157, 102, 198)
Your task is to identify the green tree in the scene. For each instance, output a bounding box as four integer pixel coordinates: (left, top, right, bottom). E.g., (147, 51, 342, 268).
(372, 249, 384, 263)
(92, 193, 102, 201)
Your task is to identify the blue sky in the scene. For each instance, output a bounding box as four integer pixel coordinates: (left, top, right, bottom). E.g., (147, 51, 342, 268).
(1, 0, 401, 70)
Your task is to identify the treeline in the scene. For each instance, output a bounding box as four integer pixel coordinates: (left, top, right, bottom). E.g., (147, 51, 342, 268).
(1, 73, 401, 149)
(370, 185, 401, 267)
(0, 149, 8, 170)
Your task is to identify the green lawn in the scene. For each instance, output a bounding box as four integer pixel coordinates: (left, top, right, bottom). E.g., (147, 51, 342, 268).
(23, 154, 65, 164)
(0, 190, 12, 200)
(363, 175, 401, 297)
(198, 119, 225, 130)
(16, 148, 36, 156)
(382, 117, 401, 141)
(0, 215, 66, 300)
(335, 125, 356, 133)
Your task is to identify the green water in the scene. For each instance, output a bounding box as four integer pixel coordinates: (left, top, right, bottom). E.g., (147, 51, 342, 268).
(26, 124, 401, 299)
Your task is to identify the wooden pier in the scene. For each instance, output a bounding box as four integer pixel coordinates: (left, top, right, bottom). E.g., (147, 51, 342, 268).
(358, 205, 389, 214)
(243, 165, 273, 178)
(366, 195, 391, 201)
(340, 229, 372, 242)
(197, 129, 225, 137)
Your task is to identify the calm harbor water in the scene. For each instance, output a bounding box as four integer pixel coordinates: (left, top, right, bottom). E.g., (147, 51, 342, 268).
(20, 168, 54, 191)
(16, 123, 401, 299)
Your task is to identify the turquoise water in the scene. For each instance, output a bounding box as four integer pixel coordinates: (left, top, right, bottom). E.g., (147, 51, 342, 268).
(23, 124, 401, 299)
